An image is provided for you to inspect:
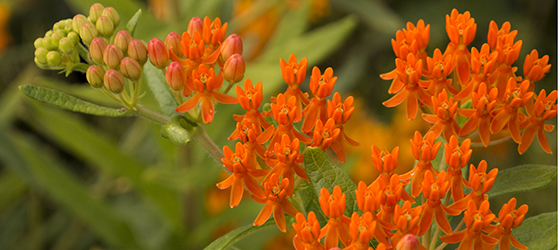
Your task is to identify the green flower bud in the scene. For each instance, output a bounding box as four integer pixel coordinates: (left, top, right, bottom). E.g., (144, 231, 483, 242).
(34, 47, 49, 64)
(127, 39, 148, 65)
(120, 57, 142, 81)
(67, 32, 80, 45)
(80, 22, 98, 45)
(95, 16, 114, 37)
(114, 30, 132, 54)
(104, 69, 125, 94)
(72, 14, 89, 34)
(34, 58, 49, 69)
(50, 30, 66, 47)
(58, 37, 75, 54)
(34, 38, 43, 49)
(86, 65, 105, 88)
(102, 7, 120, 27)
(88, 3, 105, 24)
(90, 37, 107, 65)
(103, 44, 124, 69)
(45, 30, 53, 37)
(53, 21, 64, 31)
(46, 50, 63, 66)
(42, 36, 57, 50)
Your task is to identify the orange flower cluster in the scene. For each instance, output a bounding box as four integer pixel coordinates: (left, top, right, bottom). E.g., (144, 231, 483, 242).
(293, 131, 529, 250)
(381, 9, 557, 154)
(218, 54, 359, 232)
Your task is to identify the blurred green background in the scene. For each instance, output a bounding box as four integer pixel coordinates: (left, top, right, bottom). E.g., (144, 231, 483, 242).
(0, 0, 556, 249)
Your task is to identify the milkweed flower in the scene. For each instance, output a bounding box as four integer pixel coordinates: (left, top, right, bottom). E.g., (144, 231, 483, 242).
(374, 174, 415, 224)
(518, 89, 557, 154)
(444, 136, 472, 202)
(490, 78, 533, 142)
(487, 21, 522, 97)
(319, 186, 352, 249)
(523, 49, 551, 84)
(449, 160, 498, 211)
(293, 212, 324, 250)
(253, 174, 298, 232)
(422, 90, 460, 142)
(233, 79, 271, 130)
(280, 54, 309, 119)
(488, 198, 529, 250)
(419, 171, 461, 235)
(345, 212, 377, 250)
(458, 82, 499, 146)
(302, 66, 336, 133)
(268, 93, 312, 154)
(264, 134, 307, 196)
(390, 19, 430, 62)
(311, 118, 340, 151)
(370, 145, 399, 183)
(444, 9, 476, 86)
(392, 201, 423, 246)
(424, 48, 456, 95)
(402, 131, 441, 198)
(327, 92, 359, 162)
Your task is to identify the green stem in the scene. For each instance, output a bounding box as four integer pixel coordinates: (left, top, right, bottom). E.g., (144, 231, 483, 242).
(470, 135, 512, 147)
(190, 124, 225, 167)
(223, 81, 235, 95)
(134, 105, 171, 125)
(77, 44, 93, 65)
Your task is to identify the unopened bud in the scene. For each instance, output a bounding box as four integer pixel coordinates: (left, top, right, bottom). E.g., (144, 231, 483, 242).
(86, 65, 105, 88)
(128, 39, 148, 65)
(114, 30, 133, 54)
(102, 7, 120, 27)
(58, 37, 75, 54)
(148, 38, 169, 69)
(72, 14, 88, 33)
(34, 38, 43, 49)
(165, 32, 183, 58)
(396, 234, 420, 250)
(120, 57, 142, 81)
(46, 50, 63, 66)
(67, 31, 80, 45)
(89, 3, 105, 24)
(165, 62, 185, 91)
(103, 44, 124, 69)
(80, 22, 98, 45)
(50, 30, 66, 47)
(90, 37, 107, 65)
(104, 69, 125, 93)
(34, 47, 49, 64)
(220, 34, 243, 62)
(41, 36, 57, 50)
(95, 16, 114, 37)
(223, 54, 245, 83)
(187, 17, 203, 36)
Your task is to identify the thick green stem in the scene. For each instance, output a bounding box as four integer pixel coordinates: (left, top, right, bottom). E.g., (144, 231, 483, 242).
(190, 124, 225, 167)
(134, 105, 171, 125)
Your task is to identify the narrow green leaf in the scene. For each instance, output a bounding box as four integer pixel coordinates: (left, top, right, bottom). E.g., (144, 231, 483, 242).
(203, 220, 275, 250)
(266, 0, 310, 50)
(143, 63, 179, 118)
(19, 85, 132, 117)
(488, 165, 557, 199)
(160, 115, 192, 145)
(303, 147, 359, 217)
(512, 212, 557, 250)
(125, 9, 143, 36)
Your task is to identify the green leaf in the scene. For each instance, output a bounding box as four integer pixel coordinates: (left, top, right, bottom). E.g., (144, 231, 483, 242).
(19, 85, 132, 117)
(203, 220, 275, 250)
(143, 63, 179, 118)
(331, 0, 402, 34)
(488, 165, 557, 199)
(265, 0, 310, 50)
(125, 9, 143, 36)
(160, 115, 192, 145)
(303, 147, 359, 217)
(296, 181, 328, 226)
(512, 212, 557, 250)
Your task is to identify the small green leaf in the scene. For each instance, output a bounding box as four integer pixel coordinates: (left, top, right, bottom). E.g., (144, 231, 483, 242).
(160, 115, 192, 145)
(203, 220, 275, 250)
(19, 85, 132, 117)
(488, 165, 557, 199)
(303, 147, 359, 217)
(125, 9, 142, 36)
(512, 212, 557, 250)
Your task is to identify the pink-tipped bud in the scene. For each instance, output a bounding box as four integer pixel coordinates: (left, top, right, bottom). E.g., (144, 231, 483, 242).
(165, 32, 183, 58)
(165, 61, 186, 91)
(220, 34, 243, 62)
(104, 69, 125, 93)
(114, 30, 133, 53)
(102, 7, 120, 27)
(72, 14, 89, 34)
(222, 54, 245, 83)
(128, 39, 148, 65)
(120, 57, 142, 81)
(79, 22, 98, 45)
(187, 17, 203, 36)
(103, 44, 124, 69)
(86, 65, 105, 88)
(88, 3, 105, 24)
(148, 38, 169, 69)
(396, 234, 420, 250)
(90, 37, 107, 65)
(95, 16, 114, 37)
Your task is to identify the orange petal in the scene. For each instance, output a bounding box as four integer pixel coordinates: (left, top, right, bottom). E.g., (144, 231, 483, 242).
(230, 176, 243, 208)
(273, 204, 287, 232)
(518, 125, 538, 154)
(210, 91, 238, 104)
(175, 92, 202, 112)
(383, 89, 407, 107)
(216, 174, 234, 189)
(253, 201, 273, 226)
(537, 127, 552, 153)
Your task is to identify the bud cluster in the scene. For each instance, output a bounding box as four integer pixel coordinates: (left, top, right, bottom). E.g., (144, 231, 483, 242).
(33, 18, 81, 70)
(73, 3, 120, 45)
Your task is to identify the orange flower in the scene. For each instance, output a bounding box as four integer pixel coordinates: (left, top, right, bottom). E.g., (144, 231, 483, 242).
(169, 31, 221, 72)
(293, 212, 324, 250)
(518, 89, 557, 154)
(458, 82, 499, 146)
(253, 173, 298, 232)
(268, 93, 312, 154)
(374, 174, 415, 223)
(424, 48, 456, 95)
(440, 200, 498, 250)
(490, 78, 533, 142)
(390, 19, 430, 61)
(355, 181, 381, 214)
(233, 79, 271, 129)
(264, 134, 307, 196)
(454, 43, 498, 100)
(280, 54, 310, 119)
(345, 212, 377, 250)
(444, 136, 472, 202)
(311, 118, 340, 151)
(228, 120, 273, 169)
(488, 198, 528, 250)
(444, 9, 476, 85)
(403, 131, 441, 198)
(217, 142, 265, 208)
(370, 145, 399, 183)
(302, 66, 336, 132)
(392, 201, 423, 245)
(449, 160, 498, 211)
(175, 64, 238, 123)
(419, 171, 461, 235)
(487, 21, 522, 98)
(319, 186, 352, 249)
(523, 49, 551, 83)
(327, 92, 359, 162)
(202, 16, 227, 48)
(422, 90, 460, 142)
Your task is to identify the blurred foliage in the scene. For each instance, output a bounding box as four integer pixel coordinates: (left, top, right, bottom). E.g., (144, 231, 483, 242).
(0, 0, 556, 249)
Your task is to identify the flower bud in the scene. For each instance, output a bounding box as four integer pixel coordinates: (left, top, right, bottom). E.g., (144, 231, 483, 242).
(120, 57, 142, 81)
(50, 30, 66, 47)
(103, 44, 124, 69)
(165, 32, 183, 58)
(104, 69, 125, 93)
(46, 50, 63, 66)
(80, 22, 98, 45)
(187, 17, 203, 36)
(220, 34, 243, 62)
(72, 14, 88, 33)
(58, 37, 75, 54)
(34, 38, 43, 49)
(95, 16, 114, 37)
(90, 37, 107, 65)
(67, 31, 80, 45)
(34, 47, 49, 64)
(165, 62, 186, 91)
(34, 58, 49, 69)
(396, 234, 420, 250)
(41, 36, 57, 50)
(114, 30, 133, 54)
(128, 39, 148, 65)
(88, 3, 105, 24)
(148, 38, 169, 69)
(86, 65, 105, 88)
(222, 54, 245, 83)
(102, 7, 120, 27)
(53, 20, 64, 31)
